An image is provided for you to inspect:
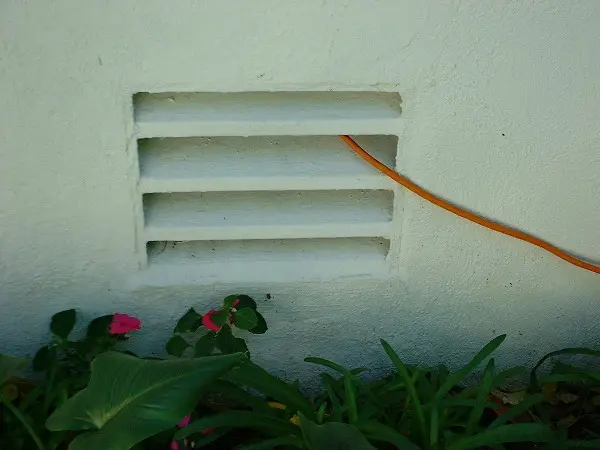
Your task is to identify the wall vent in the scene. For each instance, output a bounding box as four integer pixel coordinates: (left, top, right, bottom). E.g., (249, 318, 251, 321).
(132, 91, 402, 284)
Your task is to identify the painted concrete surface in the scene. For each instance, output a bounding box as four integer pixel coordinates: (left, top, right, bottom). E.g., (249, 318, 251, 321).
(1, 1, 599, 382)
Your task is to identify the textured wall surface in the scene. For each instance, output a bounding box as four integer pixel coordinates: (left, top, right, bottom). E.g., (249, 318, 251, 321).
(1, 0, 599, 382)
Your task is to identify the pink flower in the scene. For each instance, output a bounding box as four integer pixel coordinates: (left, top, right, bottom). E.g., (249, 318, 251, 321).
(202, 310, 222, 331)
(109, 313, 141, 334)
(170, 441, 179, 450)
(233, 299, 240, 308)
(177, 416, 190, 428)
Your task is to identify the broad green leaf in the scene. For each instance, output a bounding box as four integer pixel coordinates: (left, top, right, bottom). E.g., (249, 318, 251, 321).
(210, 380, 272, 413)
(233, 307, 258, 331)
(529, 347, 600, 391)
(215, 325, 248, 354)
(194, 333, 215, 357)
(224, 361, 314, 418)
(0, 354, 28, 385)
(223, 294, 239, 308)
(230, 294, 257, 310)
(32, 345, 55, 372)
(174, 308, 201, 333)
(50, 309, 77, 339)
(46, 351, 245, 450)
(87, 315, 113, 338)
(466, 358, 495, 435)
(447, 423, 552, 450)
(250, 311, 268, 334)
(357, 420, 420, 450)
(189, 428, 228, 448)
(299, 413, 376, 450)
(210, 309, 230, 327)
(176, 411, 298, 440)
(237, 436, 303, 449)
(165, 335, 189, 357)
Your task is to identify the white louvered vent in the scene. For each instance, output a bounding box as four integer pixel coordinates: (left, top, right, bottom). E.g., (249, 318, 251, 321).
(133, 91, 402, 284)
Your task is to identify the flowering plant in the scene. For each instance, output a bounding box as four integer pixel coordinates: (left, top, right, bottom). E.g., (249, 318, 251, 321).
(166, 294, 267, 358)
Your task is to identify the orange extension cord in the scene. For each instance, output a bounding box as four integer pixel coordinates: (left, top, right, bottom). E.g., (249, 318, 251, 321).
(340, 135, 600, 275)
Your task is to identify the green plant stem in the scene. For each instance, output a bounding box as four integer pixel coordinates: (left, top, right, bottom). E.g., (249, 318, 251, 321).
(1, 394, 45, 450)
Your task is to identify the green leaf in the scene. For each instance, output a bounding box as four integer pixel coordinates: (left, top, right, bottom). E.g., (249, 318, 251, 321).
(210, 380, 272, 414)
(210, 309, 230, 327)
(250, 311, 268, 334)
(165, 335, 190, 357)
(529, 347, 600, 391)
(380, 339, 427, 443)
(564, 439, 600, 448)
(447, 423, 552, 450)
(174, 308, 201, 333)
(493, 366, 527, 388)
(87, 315, 114, 338)
(46, 351, 245, 450)
(237, 436, 304, 449)
(299, 413, 376, 450)
(434, 335, 506, 401)
(176, 411, 298, 440)
(233, 308, 258, 331)
(50, 309, 77, 339)
(228, 294, 257, 310)
(0, 354, 28, 385)
(215, 325, 248, 355)
(489, 394, 545, 428)
(344, 374, 358, 424)
(32, 345, 55, 372)
(194, 333, 215, 357)
(356, 420, 420, 450)
(466, 358, 495, 435)
(224, 361, 314, 418)
(305, 357, 352, 374)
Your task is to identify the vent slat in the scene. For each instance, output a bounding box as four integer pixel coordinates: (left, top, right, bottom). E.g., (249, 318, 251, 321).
(138, 135, 398, 193)
(133, 91, 402, 282)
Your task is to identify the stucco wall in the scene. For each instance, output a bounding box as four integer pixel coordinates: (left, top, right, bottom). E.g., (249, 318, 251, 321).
(1, 0, 599, 380)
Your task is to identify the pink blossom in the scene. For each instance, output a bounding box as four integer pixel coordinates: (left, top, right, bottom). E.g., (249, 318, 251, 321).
(202, 310, 221, 331)
(169, 441, 179, 450)
(109, 314, 141, 334)
(177, 416, 190, 428)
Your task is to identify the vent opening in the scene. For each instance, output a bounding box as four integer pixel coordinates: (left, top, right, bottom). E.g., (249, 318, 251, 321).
(132, 91, 402, 283)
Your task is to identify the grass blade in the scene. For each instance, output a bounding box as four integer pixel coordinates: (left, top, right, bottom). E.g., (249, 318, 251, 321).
(466, 358, 495, 435)
(357, 420, 421, 450)
(565, 439, 600, 448)
(237, 437, 303, 449)
(176, 411, 298, 440)
(529, 347, 600, 391)
(434, 335, 506, 401)
(225, 361, 314, 418)
(344, 374, 358, 424)
(305, 357, 351, 374)
(381, 339, 427, 444)
(447, 423, 551, 450)
(490, 394, 544, 428)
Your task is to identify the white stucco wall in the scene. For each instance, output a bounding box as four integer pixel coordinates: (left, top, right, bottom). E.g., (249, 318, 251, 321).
(1, 1, 599, 380)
